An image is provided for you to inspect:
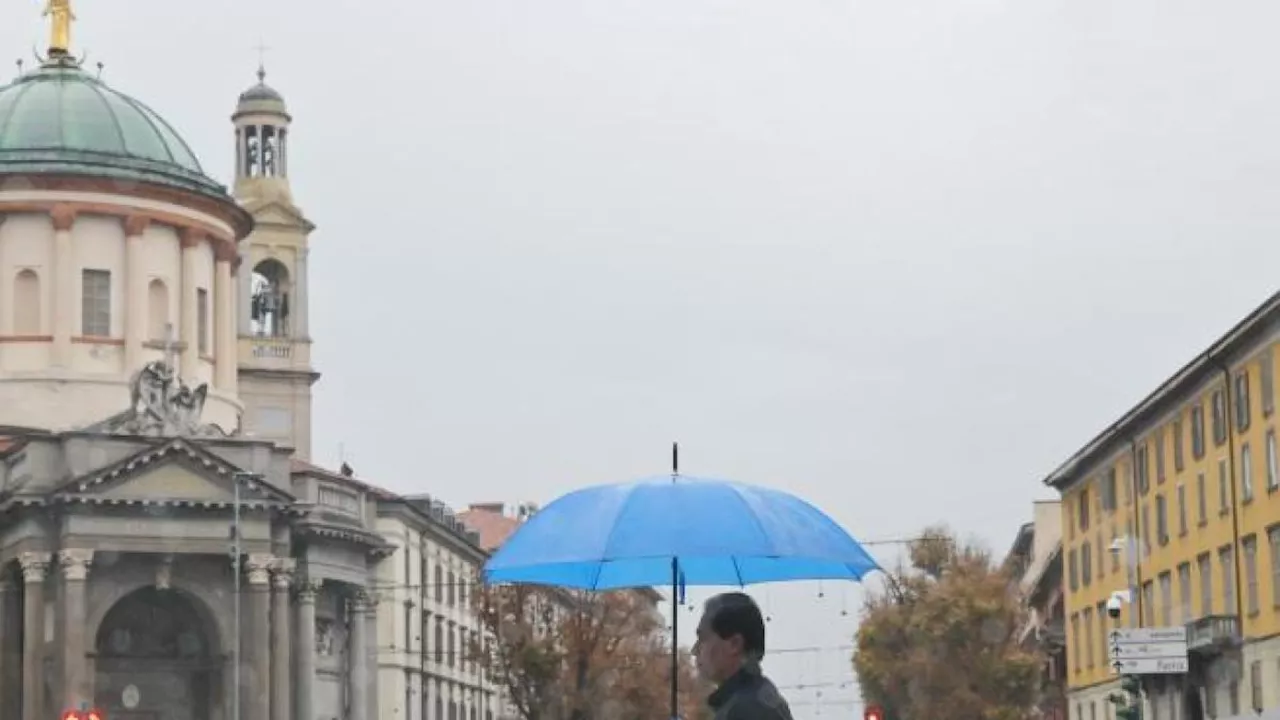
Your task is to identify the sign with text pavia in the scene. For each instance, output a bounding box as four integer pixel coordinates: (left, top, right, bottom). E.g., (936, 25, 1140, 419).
(1108, 627, 1189, 675)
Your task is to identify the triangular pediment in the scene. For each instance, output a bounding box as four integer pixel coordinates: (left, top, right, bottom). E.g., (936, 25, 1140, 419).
(52, 439, 293, 507)
(245, 199, 314, 232)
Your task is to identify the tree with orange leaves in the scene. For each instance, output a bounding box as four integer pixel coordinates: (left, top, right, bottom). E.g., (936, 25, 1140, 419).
(471, 584, 691, 720)
(852, 525, 1042, 720)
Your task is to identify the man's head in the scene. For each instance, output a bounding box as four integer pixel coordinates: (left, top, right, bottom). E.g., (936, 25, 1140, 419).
(693, 592, 766, 683)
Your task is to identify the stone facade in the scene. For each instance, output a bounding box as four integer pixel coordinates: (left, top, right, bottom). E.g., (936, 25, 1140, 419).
(0, 423, 393, 720)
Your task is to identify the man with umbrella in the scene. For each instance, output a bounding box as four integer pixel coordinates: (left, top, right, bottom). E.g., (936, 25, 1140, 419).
(694, 592, 794, 720)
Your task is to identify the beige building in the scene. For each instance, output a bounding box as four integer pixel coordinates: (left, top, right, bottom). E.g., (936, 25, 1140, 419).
(0, 15, 384, 720)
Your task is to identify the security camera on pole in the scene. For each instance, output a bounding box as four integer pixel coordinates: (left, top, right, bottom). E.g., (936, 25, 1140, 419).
(1104, 534, 1189, 720)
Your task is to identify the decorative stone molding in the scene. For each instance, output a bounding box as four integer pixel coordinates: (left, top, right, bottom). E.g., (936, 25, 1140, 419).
(49, 204, 76, 231)
(245, 554, 274, 586)
(123, 213, 150, 236)
(18, 552, 50, 583)
(355, 589, 381, 614)
(58, 549, 94, 581)
(270, 558, 296, 590)
(296, 580, 321, 603)
(180, 227, 206, 249)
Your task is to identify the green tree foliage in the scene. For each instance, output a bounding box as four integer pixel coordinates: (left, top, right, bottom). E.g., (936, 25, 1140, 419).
(852, 525, 1043, 720)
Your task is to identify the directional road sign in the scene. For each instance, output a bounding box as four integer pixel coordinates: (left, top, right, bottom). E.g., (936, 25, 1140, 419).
(1108, 627, 1188, 675)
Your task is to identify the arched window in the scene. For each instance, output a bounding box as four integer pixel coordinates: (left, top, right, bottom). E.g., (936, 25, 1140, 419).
(147, 278, 169, 341)
(250, 259, 290, 337)
(13, 269, 39, 334)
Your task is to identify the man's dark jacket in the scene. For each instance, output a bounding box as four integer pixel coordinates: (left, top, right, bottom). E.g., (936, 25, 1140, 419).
(707, 663, 794, 720)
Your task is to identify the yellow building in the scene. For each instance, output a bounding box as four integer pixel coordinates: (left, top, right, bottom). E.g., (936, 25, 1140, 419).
(1045, 291, 1280, 720)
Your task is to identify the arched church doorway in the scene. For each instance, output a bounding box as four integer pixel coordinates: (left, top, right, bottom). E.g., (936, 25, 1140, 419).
(93, 587, 219, 720)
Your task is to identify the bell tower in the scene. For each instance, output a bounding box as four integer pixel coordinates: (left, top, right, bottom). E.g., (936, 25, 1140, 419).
(232, 64, 319, 459)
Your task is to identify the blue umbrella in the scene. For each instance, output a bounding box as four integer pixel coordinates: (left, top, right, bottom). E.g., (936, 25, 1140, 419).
(484, 475, 880, 589)
(482, 470, 880, 720)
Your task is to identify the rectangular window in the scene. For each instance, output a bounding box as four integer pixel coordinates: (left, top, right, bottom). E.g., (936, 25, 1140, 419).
(1096, 531, 1105, 580)
(1244, 534, 1259, 616)
(1237, 371, 1252, 432)
(1136, 444, 1150, 495)
(1141, 581, 1155, 626)
(197, 288, 209, 354)
(1155, 494, 1168, 545)
(1103, 468, 1118, 511)
(1268, 430, 1278, 492)
(1156, 429, 1167, 484)
(1174, 418, 1186, 471)
(1079, 488, 1090, 530)
(1177, 562, 1192, 623)
(1242, 443, 1255, 503)
(1158, 571, 1172, 626)
(1177, 483, 1188, 536)
(1270, 527, 1280, 609)
(1214, 389, 1229, 446)
(1191, 404, 1206, 459)
(80, 269, 111, 337)
(1199, 552, 1214, 616)
(1141, 504, 1151, 556)
(1197, 472, 1208, 525)
(1219, 459, 1231, 515)
(1221, 545, 1236, 615)
(1082, 543, 1093, 586)
(1083, 607, 1094, 669)
(1262, 349, 1275, 417)
(1096, 601, 1108, 668)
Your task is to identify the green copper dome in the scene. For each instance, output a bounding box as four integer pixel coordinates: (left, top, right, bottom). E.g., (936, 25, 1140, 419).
(0, 59, 228, 198)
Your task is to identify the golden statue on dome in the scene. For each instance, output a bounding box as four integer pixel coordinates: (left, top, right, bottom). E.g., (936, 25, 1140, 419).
(43, 0, 75, 55)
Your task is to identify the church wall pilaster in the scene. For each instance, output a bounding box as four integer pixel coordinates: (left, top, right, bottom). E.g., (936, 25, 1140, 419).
(0, 576, 14, 720)
(179, 228, 203, 380)
(269, 558, 293, 720)
(350, 590, 377, 720)
(18, 552, 49, 720)
(246, 553, 273, 720)
(57, 548, 93, 711)
(123, 214, 149, 370)
(295, 579, 319, 720)
(215, 258, 236, 391)
(50, 205, 75, 367)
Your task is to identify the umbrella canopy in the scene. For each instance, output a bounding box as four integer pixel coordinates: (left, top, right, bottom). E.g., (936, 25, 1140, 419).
(483, 475, 881, 590)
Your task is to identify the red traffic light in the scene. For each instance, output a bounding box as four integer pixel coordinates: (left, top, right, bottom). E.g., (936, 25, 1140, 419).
(86, 710, 106, 720)
(864, 705, 884, 720)
(62, 711, 82, 720)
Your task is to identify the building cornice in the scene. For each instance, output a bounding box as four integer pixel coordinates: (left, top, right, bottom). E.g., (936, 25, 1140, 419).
(1043, 289, 1280, 492)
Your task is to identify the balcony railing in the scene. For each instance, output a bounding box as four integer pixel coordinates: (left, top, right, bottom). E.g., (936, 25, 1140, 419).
(1186, 615, 1239, 654)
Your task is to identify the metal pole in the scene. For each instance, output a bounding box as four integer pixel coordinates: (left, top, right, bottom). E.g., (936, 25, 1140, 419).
(232, 472, 250, 720)
(1127, 536, 1139, 629)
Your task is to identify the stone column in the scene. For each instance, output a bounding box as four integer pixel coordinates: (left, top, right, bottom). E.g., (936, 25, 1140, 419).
(0, 577, 13, 720)
(123, 214, 150, 370)
(246, 554, 273, 720)
(238, 249, 253, 336)
(214, 256, 236, 391)
(269, 559, 293, 720)
(295, 580, 319, 720)
(50, 206, 75, 367)
(19, 552, 49, 720)
(294, 247, 309, 339)
(179, 229, 202, 379)
(350, 591, 372, 720)
(58, 549, 93, 711)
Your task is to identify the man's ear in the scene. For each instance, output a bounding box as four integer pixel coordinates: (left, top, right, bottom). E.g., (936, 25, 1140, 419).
(728, 634, 746, 655)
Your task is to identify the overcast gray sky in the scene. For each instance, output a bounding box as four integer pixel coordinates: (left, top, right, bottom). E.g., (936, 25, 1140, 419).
(6, 0, 1280, 713)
